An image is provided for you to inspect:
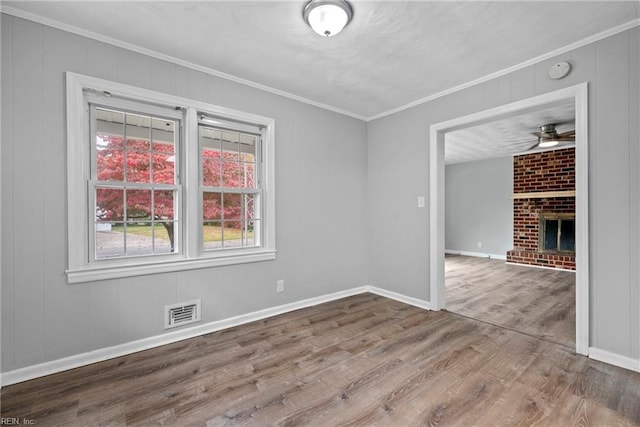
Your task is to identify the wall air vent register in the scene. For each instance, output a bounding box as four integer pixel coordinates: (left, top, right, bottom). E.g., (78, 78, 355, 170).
(164, 299, 201, 329)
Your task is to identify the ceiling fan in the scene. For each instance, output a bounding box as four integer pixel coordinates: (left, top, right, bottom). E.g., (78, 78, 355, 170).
(529, 123, 575, 150)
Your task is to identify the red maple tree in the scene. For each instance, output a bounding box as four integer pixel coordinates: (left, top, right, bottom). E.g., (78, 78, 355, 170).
(96, 136, 255, 250)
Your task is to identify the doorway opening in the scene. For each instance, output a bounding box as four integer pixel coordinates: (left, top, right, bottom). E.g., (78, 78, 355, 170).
(429, 83, 589, 355)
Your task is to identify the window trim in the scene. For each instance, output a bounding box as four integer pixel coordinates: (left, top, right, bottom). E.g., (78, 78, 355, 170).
(66, 72, 276, 284)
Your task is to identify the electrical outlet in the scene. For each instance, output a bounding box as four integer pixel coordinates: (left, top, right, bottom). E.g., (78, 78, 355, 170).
(417, 196, 425, 208)
(276, 280, 285, 293)
(477, 241, 482, 248)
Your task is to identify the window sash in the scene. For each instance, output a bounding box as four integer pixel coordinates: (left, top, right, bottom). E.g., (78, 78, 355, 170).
(198, 122, 263, 252)
(89, 102, 181, 182)
(89, 100, 183, 262)
(90, 181, 182, 258)
(201, 191, 261, 251)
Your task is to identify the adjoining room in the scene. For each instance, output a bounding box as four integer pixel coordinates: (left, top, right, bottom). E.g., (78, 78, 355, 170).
(443, 104, 577, 349)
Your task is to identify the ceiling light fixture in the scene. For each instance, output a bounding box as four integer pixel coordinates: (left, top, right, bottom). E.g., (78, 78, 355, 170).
(303, 0, 353, 37)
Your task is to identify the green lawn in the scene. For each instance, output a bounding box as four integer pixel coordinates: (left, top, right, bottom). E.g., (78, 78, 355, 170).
(112, 224, 251, 242)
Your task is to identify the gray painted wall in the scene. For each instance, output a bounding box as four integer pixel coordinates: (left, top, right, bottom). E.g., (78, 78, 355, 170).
(368, 28, 640, 360)
(445, 157, 513, 257)
(0, 15, 369, 372)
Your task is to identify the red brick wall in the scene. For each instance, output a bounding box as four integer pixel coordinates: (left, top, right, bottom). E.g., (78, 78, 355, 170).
(513, 148, 575, 192)
(506, 249, 576, 270)
(506, 148, 576, 270)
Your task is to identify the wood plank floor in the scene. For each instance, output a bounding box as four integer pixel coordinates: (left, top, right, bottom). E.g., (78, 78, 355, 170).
(445, 255, 575, 348)
(3, 293, 639, 426)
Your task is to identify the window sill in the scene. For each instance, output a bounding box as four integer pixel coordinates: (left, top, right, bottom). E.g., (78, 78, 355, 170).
(66, 250, 277, 284)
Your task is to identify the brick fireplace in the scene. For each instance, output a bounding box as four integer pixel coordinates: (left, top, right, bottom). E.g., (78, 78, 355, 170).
(506, 147, 576, 270)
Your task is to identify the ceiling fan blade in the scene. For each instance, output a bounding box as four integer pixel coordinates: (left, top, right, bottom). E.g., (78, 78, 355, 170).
(556, 135, 575, 141)
(527, 141, 540, 150)
(557, 129, 575, 138)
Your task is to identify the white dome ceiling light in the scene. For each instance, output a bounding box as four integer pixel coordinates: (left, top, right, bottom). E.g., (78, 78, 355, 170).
(303, 0, 353, 37)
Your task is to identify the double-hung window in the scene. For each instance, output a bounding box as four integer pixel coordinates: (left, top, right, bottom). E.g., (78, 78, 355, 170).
(66, 73, 276, 283)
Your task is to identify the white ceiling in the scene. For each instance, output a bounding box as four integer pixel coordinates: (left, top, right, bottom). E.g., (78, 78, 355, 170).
(445, 102, 575, 164)
(4, 1, 639, 120)
(3, 1, 637, 164)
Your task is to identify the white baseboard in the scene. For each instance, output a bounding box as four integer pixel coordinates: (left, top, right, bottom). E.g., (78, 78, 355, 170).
(8, 286, 638, 386)
(588, 347, 640, 373)
(1, 285, 374, 386)
(445, 249, 507, 260)
(369, 286, 431, 310)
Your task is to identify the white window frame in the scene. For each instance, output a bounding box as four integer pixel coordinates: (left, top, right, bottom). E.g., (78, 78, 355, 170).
(66, 72, 276, 284)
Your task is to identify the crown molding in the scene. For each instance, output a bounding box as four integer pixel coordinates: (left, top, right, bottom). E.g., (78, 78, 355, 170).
(0, 5, 367, 121)
(1, 6, 639, 122)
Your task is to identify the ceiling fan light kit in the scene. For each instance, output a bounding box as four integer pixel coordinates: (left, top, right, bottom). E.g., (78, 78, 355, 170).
(537, 137, 559, 148)
(532, 123, 575, 150)
(303, 0, 353, 37)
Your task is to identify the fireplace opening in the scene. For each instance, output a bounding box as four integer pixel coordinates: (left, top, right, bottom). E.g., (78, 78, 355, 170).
(540, 213, 575, 253)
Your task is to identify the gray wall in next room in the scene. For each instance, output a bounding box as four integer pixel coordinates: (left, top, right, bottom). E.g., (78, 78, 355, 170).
(445, 156, 513, 257)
